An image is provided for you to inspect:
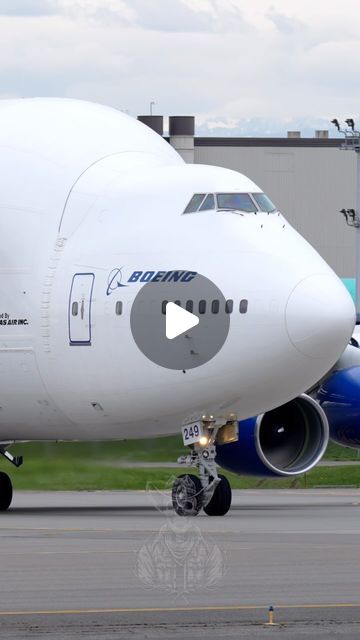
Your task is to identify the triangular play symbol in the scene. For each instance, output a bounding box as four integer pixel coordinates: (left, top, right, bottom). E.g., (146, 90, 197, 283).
(165, 302, 200, 340)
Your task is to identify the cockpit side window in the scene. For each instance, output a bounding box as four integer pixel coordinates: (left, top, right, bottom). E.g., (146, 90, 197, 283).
(199, 194, 215, 211)
(216, 193, 256, 212)
(252, 193, 277, 213)
(183, 193, 206, 214)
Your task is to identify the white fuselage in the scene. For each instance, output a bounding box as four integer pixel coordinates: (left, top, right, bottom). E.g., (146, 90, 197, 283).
(0, 98, 355, 441)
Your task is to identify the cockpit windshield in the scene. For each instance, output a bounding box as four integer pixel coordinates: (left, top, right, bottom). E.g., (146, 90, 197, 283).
(199, 194, 215, 211)
(183, 194, 207, 213)
(216, 193, 256, 212)
(182, 192, 278, 214)
(251, 193, 277, 213)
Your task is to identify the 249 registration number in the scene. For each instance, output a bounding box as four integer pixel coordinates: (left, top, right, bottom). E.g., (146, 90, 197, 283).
(181, 422, 204, 446)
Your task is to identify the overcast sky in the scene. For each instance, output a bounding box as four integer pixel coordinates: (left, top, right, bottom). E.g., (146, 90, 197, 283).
(0, 0, 359, 135)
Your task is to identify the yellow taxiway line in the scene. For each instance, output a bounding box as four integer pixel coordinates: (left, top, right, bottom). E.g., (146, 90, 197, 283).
(0, 603, 359, 616)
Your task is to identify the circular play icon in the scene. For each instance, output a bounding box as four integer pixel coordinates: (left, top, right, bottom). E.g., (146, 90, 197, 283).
(130, 272, 230, 370)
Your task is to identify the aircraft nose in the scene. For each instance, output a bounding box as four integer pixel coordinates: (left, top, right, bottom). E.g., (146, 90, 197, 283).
(285, 274, 355, 359)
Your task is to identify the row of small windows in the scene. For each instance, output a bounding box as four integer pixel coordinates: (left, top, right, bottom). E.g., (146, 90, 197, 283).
(72, 301, 124, 316)
(161, 299, 248, 315)
(71, 301, 84, 318)
(183, 192, 277, 214)
(72, 299, 248, 318)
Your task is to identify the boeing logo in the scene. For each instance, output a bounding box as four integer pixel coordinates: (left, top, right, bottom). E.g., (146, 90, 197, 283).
(106, 267, 128, 296)
(128, 270, 197, 284)
(107, 269, 198, 294)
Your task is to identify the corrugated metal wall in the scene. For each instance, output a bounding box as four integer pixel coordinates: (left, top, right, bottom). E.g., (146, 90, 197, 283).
(194, 144, 356, 278)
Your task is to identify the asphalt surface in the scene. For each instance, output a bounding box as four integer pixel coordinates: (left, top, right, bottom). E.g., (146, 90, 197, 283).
(0, 489, 360, 638)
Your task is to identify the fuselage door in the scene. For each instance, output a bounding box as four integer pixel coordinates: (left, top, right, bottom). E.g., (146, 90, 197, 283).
(68, 273, 95, 345)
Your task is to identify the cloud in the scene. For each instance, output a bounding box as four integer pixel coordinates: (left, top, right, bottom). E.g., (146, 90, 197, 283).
(267, 8, 307, 35)
(60, 0, 134, 25)
(0, 0, 59, 16)
(1, 0, 360, 136)
(126, 0, 213, 33)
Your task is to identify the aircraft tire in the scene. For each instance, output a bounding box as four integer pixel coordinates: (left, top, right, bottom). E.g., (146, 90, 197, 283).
(172, 473, 203, 516)
(0, 472, 13, 511)
(203, 474, 232, 516)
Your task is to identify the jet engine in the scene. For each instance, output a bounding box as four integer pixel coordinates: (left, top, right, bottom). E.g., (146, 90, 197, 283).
(216, 394, 329, 477)
(317, 365, 360, 447)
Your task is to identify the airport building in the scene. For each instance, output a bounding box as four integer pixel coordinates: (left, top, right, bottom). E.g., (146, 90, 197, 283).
(138, 115, 358, 295)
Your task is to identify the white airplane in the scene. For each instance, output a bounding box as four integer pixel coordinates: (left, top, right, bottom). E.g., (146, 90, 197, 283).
(0, 98, 355, 515)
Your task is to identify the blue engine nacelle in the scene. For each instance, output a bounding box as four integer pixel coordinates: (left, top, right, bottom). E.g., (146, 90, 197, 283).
(317, 365, 360, 447)
(216, 394, 329, 477)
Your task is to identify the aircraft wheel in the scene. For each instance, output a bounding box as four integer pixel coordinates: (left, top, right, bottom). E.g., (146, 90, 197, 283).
(0, 472, 13, 511)
(203, 474, 232, 516)
(172, 473, 203, 516)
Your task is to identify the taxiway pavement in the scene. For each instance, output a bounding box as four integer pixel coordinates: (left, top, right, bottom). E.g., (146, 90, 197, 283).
(0, 489, 360, 638)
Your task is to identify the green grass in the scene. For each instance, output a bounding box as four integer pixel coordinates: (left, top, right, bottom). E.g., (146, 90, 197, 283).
(2, 436, 359, 491)
(10, 462, 177, 491)
(12, 437, 358, 464)
(6, 460, 360, 492)
(115, 437, 360, 462)
(10, 436, 184, 464)
(324, 441, 360, 461)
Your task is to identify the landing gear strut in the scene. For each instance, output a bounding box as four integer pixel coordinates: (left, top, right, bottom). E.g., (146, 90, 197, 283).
(172, 419, 233, 517)
(0, 446, 23, 511)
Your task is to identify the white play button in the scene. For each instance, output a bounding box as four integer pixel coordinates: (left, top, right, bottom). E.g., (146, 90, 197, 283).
(165, 302, 199, 340)
(130, 273, 230, 369)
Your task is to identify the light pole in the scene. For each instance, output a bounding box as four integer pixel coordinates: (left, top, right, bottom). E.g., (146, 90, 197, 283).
(150, 101, 155, 116)
(332, 118, 360, 318)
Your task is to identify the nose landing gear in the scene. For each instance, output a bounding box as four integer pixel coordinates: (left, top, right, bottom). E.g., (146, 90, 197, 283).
(172, 473, 203, 516)
(172, 419, 233, 517)
(203, 474, 232, 516)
